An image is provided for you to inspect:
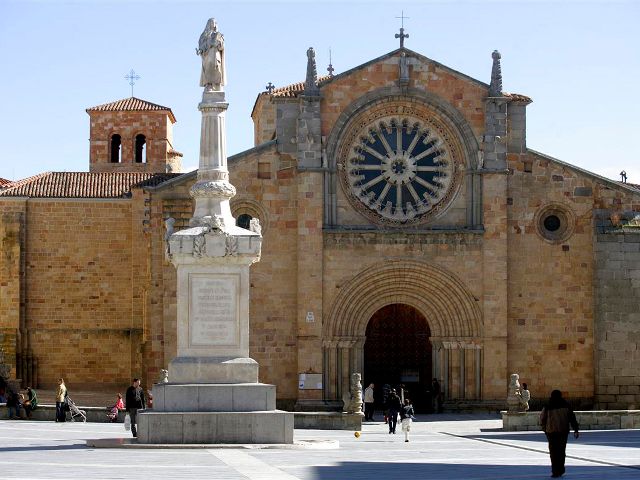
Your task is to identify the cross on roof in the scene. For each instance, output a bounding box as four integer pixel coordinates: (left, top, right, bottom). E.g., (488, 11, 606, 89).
(327, 48, 335, 77)
(395, 11, 409, 48)
(124, 69, 141, 97)
(265, 82, 275, 94)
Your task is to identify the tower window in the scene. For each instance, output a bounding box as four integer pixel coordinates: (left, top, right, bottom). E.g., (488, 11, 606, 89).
(237, 214, 252, 230)
(110, 134, 122, 163)
(135, 134, 147, 163)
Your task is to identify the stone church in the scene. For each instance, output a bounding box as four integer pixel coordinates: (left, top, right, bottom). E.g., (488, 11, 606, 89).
(1, 39, 639, 411)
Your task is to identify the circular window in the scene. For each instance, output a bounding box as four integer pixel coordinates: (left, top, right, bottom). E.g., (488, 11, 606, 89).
(337, 105, 463, 226)
(543, 215, 561, 232)
(536, 205, 575, 243)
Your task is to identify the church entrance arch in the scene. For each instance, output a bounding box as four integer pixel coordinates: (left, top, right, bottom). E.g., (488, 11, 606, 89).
(323, 260, 484, 409)
(364, 304, 432, 411)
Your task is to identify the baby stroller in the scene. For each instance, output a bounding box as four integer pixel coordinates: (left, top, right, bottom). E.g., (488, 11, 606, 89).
(65, 396, 87, 422)
(106, 404, 120, 422)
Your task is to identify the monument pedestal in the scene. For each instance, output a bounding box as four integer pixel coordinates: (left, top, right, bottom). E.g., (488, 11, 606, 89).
(138, 382, 293, 444)
(138, 410, 293, 444)
(137, 23, 294, 444)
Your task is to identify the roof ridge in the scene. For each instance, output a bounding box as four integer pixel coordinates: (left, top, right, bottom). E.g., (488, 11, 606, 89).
(2, 171, 53, 190)
(87, 96, 172, 111)
(0, 171, 181, 198)
(86, 97, 176, 122)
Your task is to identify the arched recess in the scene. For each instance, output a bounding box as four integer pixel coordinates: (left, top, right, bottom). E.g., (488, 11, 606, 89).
(323, 259, 484, 405)
(231, 197, 270, 234)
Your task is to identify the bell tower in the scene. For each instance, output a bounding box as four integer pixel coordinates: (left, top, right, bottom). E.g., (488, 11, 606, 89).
(86, 97, 183, 173)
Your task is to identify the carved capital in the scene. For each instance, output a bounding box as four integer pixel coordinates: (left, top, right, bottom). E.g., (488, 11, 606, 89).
(190, 180, 236, 200)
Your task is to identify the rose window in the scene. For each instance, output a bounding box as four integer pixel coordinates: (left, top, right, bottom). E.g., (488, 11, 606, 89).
(345, 117, 455, 223)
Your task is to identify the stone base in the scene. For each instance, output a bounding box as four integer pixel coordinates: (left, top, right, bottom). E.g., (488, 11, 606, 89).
(168, 356, 258, 383)
(137, 410, 294, 444)
(294, 412, 362, 430)
(502, 410, 640, 431)
(153, 383, 275, 412)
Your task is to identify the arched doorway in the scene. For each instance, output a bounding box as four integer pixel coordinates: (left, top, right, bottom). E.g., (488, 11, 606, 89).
(323, 260, 486, 409)
(364, 304, 431, 412)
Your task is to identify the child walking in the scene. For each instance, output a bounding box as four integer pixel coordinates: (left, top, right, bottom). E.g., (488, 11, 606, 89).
(400, 398, 415, 442)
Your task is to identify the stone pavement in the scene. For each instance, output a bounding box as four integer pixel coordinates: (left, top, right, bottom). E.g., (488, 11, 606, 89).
(0, 414, 638, 479)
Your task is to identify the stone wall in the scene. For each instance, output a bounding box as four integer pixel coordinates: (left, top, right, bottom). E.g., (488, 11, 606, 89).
(227, 148, 300, 403)
(506, 152, 597, 404)
(0, 197, 147, 390)
(594, 230, 640, 409)
(0, 202, 25, 378)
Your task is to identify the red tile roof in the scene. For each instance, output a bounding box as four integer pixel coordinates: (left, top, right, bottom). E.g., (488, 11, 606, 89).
(86, 97, 176, 122)
(0, 172, 181, 198)
(264, 76, 332, 99)
(0, 178, 12, 188)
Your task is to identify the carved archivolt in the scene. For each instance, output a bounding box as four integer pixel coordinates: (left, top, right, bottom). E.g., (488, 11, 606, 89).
(324, 259, 482, 339)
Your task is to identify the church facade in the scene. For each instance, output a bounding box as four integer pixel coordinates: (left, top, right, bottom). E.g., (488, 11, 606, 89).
(1, 44, 639, 411)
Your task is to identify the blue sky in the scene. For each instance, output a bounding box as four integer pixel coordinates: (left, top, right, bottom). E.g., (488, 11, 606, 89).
(1, 0, 638, 184)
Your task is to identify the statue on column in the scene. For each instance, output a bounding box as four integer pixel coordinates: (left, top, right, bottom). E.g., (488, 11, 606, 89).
(197, 18, 226, 91)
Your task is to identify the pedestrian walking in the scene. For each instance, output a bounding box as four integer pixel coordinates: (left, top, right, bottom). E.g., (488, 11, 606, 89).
(540, 389, 579, 478)
(386, 388, 401, 434)
(400, 398, 415, 442)
(364, 383, 375, 421)
(125, 378, 146, 437)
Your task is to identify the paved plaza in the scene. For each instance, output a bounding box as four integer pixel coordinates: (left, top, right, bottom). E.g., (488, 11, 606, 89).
(0, 414, 638, 479)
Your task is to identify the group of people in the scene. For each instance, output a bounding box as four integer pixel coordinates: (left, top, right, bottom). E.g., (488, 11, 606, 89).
(3, 386, 37, 419)
(363, 382, 416, 442)
(362, 378, 443, 422)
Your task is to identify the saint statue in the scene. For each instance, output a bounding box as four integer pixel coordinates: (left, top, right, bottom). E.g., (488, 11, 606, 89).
(197, 18, 226, 91)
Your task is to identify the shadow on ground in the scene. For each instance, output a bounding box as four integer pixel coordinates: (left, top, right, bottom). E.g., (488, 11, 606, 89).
(465, 430, 640, 448)
(0, 443, 86, 453)
(310, 461, 640, 479)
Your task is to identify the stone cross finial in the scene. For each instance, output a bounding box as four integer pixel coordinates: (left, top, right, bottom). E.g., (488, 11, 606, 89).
(489, 50, 503, 97)
(327, 48, 334, 78)
(265, 82, 275, 94)
(304, 47, 319, 95)
(395, 11, 410, 48)
(620, 170, 628, 183)
(395, 27, 409, 48)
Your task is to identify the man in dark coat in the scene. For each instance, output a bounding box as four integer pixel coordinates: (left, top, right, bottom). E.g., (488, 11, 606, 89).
(386, 389, 402, 434)
(125, 378, 146, 438)
(540, 389, 580, 478)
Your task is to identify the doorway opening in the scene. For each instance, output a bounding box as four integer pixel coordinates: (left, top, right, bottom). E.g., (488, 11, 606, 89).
(364, 304, 432, 412)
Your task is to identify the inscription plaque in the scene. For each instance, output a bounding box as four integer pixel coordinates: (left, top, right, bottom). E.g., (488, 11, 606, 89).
(189, 274, 239, 346)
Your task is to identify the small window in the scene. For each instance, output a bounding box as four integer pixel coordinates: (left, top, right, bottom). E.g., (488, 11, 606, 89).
(110, 134, 122, 163)
(237, 214, 252, 230)
(135, 134, 146, 163)
(543, 215, 561, 232)
(536, 205, 575, 243)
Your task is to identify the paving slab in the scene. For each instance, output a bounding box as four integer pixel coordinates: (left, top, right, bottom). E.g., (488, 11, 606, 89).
(0, 414, 638, 479)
